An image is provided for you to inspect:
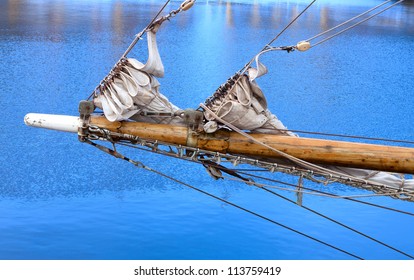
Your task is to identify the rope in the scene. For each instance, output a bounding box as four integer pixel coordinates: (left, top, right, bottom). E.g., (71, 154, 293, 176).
(87, 0, 188, 101)
(305, 0, 394, 42)
(82, 129, 414, 258)
(234, 170, 414, 217)
(122, 0, 172, 58)
(85, 122, 414, 202)
(274, 128, 414, 146)
(200, 103, 393, 188)
(225, 0, 405, 71)
(259, 184, 414, 259)
(239, 0, 316, 75)
(224, 176, 413, 201)
(310, 0, 405, 48)
(236, 168, 414, 203)
(84, 138, 363, 260)
(115, 140, 414, 203)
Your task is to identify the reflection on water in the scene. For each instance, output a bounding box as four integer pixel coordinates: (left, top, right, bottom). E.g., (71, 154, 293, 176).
(2, 0, 413, 44)
(1, 0, 414, 260)
(1, 0, 413, 198)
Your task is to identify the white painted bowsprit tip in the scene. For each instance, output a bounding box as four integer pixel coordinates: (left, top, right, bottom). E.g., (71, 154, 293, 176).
(24, 113, 80, 133)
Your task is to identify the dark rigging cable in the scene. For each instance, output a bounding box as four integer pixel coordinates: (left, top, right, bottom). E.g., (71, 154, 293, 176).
(86, 139, 364, 260)
(235, 170, 414, 217)
(143, 164, 364, 260)
(202, 162, 414, 258)
(259, 186, 414, 259)
(116, 141, 414, 217)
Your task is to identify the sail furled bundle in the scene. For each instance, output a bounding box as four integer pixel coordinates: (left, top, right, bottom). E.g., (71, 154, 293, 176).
(93, 24, 181, 124)
(90, 0, 413, 195)
(203, 56, 296, 136)
(202, 54, 414, 192)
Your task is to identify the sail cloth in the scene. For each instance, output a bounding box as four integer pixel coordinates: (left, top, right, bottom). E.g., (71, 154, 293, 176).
(93, 18, 413, 192)
(204, 54, 297, 136)
(93, 23, 182, 124)
(203, 55, 414, 192)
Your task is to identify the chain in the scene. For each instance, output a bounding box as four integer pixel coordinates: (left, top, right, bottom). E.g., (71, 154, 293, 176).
(83, 125, 414, 202)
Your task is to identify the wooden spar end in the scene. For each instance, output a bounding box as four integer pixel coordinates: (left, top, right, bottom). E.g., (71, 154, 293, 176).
(89, 116, 414, 174)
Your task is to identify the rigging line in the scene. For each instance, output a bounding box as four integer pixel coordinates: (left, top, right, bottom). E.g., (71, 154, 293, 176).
(148, 170, 364, 260)
(243, 179, 414, 259)
(266, 0, 316, 48)
(113, 141, 414, 215)
(273, 129, 414, 146)
(224, 176, 413, 201)
(84, 139, 363, 260)
(117, 141, 403, 200)
(223, 177, 361, 200)
(240, 0, 316, 74)
(116, 141, 334, 195)
(223, 176, 342, 198)
(115, 141, 414, 212)
(200, 103, 386, 187)
(115, 136, 414, 202)
(332, 192, 414, 199)
(305, 0, 394, 42)
(87, 0, 185, 101)
(310, 0, 405, 48)
(234, 170, 414, 217)
(122, 0, 171, 58)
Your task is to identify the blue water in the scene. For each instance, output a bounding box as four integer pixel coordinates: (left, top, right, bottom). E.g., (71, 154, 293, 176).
(1, 0, 414, 260)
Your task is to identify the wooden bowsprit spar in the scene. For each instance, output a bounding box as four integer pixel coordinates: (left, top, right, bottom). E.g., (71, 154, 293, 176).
(24, 113, 414, 175)
(23, 0, 414, 202)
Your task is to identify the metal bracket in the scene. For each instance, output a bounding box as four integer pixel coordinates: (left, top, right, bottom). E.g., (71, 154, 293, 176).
(78, 100, 95, 142)
(182, 109, 204, 131)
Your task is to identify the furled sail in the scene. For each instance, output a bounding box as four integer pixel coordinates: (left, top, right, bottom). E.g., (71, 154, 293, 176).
(203, 56, 296, 136)
(93, 23, 181, 124)
(91, 0, 413, 194)
(202, 55, 414, 192)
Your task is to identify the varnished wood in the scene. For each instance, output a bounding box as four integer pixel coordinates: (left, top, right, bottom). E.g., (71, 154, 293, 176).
(90, 116, 414, 174)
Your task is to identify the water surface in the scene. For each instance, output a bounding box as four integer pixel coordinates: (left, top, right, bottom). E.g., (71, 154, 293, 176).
(0, 0, 413, 260)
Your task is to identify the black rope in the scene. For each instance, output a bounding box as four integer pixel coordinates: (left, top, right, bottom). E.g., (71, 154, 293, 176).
(87, 0, 173, 101)
(90, 133, 414, 258)
(95, 138, 414, 259)
(236, 170, 414, 217)
(204, 164, 414, 258)
(259, 186, 414, 259)
(115, 141, 414, 216)
(141, 164, 364, 260)
(200, 161, 414, 258)
(86, 139, 363, 260)
(122, 0, 171, 58)
(239, 0, 316, 74)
